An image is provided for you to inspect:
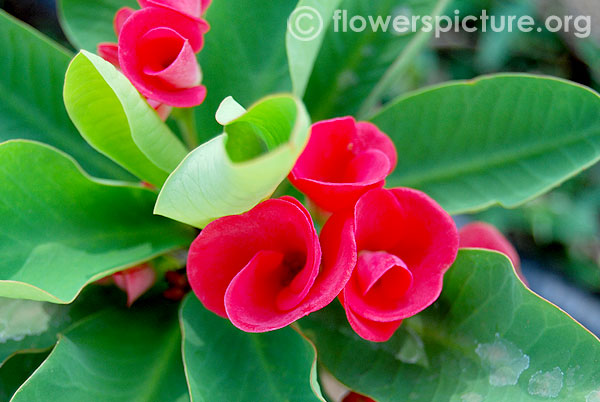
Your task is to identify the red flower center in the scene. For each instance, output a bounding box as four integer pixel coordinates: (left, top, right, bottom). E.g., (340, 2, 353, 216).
(137, 27, 201, 89)
(356, 251, 413, 305)
(280, 251, 307, 288)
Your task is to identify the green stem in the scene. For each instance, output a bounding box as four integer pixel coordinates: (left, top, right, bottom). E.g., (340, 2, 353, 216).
(357, 0, 452, 120)
(174, 108, 199, 150)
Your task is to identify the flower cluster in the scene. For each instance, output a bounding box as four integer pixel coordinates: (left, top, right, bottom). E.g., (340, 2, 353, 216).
(188, 117, 460, 342)
(98, 0, 210, 119)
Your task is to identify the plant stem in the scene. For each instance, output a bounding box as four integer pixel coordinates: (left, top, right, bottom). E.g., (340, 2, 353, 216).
(174, 107, 199, 150)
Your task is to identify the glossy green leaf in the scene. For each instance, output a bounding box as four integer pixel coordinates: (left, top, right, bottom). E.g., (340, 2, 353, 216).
(286, 0, 343, 97)
(371, 75, 600, 215)
(64, 51, 188, 187)
(11, 302, 189, 402)
(195, 0, 297, 143)
(58, 0, 138, 51)
(155, 95, 310, 228)
(180, 295, 324, 402)
(0, 10, 131, 180)
(301, 250, 600, 401)
(0, 299, 66, 366)
(0, 140, 195, 303)
(0, 286, 127, 366)
(303, 0, 450, 121)
(0, 351, 49, 401)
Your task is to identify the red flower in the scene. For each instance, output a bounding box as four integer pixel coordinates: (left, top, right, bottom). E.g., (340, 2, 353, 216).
(324, 188, 458, 342)
(289, 117, 397, 213)
(459, 222, 525, 283)
(187, 197, 355, 332)
(118, 7, 209, 107)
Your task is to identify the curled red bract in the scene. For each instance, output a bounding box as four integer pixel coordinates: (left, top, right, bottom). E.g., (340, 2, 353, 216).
(324, 188, 459, 342)
(112, 264, 156, 307)
(289, 116, 397, 213)
(187, 197, 356, 332)
(118, 7, 209, 107)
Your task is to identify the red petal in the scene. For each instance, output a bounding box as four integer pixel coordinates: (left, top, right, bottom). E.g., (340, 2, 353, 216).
(339, 292, 403, 343)
(114, 7, 135, 36)
(97, 43, 120, 67)
(139, 27, 201, 88)
(112, 264, 156, 306)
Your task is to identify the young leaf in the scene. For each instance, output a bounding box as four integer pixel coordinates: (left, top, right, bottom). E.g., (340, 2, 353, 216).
(0, 10, 131, 180)
(195, 0, 297, 143)
(286, 0, 343, 97)
(57, 0, 138, 51)
(371, 75, 600, 215)
(180, 295, 325, 402)
(301, 250, 600, 401)
(0, 140, 195, 303)
(64, 51, 188, 187)
(11, 303, 189, 402)
(155, 95, 310, 228)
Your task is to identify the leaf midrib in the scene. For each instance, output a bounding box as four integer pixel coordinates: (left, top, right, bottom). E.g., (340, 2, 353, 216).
(135, 322, 183, 402)
(390, 125, 600, 187)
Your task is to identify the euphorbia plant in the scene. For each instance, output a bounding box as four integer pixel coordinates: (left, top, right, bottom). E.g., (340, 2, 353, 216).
(1, 1, 600, 401)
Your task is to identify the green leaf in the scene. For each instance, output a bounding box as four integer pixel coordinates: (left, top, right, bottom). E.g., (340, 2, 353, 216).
(0, 140, 195, 303)
(0, 299, 65, 366)
(195, 0, 296, 143)
(286, 0, 343, 97)
(0, 286, 128, 366)
(11, 302, 189, 402)
(0, 351, 49, 401)
(371, 75, 600, 215)
(155, 95, 310, 228)
(58, 0, 138, 51)
(301, 250, 600, 401)
(303, 0, 450, 121)
(180, 295, 325, 402)
(64, 51, 188, 187)
(0, 10, 131, 181)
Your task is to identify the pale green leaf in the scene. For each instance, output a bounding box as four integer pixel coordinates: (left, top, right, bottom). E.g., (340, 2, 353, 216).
(195, 0, 297, 143)
(64, 51, 188, 187)
(155, 95, 310, 228)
